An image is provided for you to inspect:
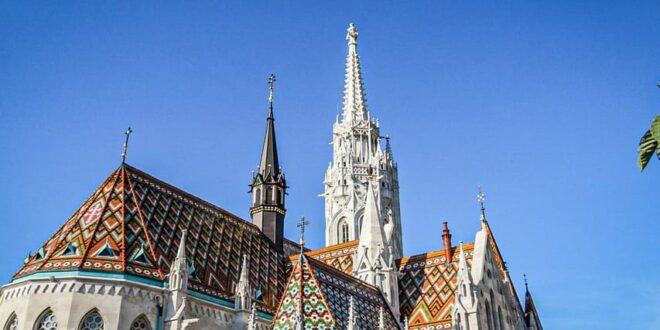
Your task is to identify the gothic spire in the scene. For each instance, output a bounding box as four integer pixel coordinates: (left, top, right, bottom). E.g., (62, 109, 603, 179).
(357, 177, 389, 267)
(342, 23, 369, 124)
(259, 74, 280, 178)
(250, 74, 286, 253)
(168, 229, 189, 291)
(235, 254, 252, 311)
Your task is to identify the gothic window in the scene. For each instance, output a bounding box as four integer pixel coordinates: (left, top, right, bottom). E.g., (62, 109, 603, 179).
(254, 188, 261, 204)
(78, 309, 103, 330)
(34, 309, 57, 330)
(337, 218, 349, 243)
(357, 215, 364, 233)
(278, 188, 284, 204)
(4, 313, 17, 330)
(266, 187, 274, 203)
(129, 315, 152, 330)
(490, 290, 498, 330)
(497, 306, 504, 330)
(485, 300, 493, 330)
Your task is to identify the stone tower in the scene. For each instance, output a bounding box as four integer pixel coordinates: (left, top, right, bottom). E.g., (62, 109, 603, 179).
(323, 23, 402, 259)
(250, 74, 287, 253)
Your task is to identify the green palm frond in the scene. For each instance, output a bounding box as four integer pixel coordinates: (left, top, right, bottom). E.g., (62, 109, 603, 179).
(638, 129, 658, 171)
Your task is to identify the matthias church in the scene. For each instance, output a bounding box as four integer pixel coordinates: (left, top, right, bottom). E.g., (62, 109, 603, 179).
(0, 24, 542, 330)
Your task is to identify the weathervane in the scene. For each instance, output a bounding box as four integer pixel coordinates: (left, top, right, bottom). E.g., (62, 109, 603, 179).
(297, 216, 310, 256)
(121, 127, 133, 164)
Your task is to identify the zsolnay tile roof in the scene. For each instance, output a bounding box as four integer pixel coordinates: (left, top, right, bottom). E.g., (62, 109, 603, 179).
(273, 255, 401, 330)
(14, 164, 288, 313)
(398, 243, 474, 330)
(305, 241, 476, 329)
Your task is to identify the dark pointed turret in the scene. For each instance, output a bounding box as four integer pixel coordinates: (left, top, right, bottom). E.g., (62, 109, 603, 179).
(250, 74, 286, 253)
(524, 275, 544, 330)
(259, 78, 280, 178)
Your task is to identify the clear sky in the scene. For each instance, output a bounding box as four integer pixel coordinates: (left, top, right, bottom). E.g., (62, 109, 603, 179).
(1, 1, 658, 329)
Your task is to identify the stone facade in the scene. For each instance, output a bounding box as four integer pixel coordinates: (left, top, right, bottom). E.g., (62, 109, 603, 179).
(323, 24, 403, 259)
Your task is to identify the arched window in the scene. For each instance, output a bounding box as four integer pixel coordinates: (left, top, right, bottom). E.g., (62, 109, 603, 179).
(490, 290, 498, 330)
(497, 306, 504, 330)
(79, 309, 103, 330)
(337, 218, 349, 243)
(129, 315, 152, 330)
(266, 187, 274, 203)
(34, 309, 57, 330)
(485, 300, 493, 330)
(254, 188, 261, 205)
(4, 312, 17, 330)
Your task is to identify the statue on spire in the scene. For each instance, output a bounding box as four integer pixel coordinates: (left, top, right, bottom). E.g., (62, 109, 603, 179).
(347, 23, 358, 47)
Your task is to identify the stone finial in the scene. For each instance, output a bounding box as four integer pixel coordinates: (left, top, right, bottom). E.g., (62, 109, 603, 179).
(247, 303, 257, 330)
(347, 296, 357, 330)
(378, 306, 385, 330)
(168, 229, 189, 291)
(235, 254, 252, 311)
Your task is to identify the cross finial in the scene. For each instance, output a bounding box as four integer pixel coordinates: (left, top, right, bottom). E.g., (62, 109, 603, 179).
(523, 273, 529, 291)
(297, 216, 310, 255)
(121, 127, 133, 164)
(268, 73, 276, 117)
(477, 186, 486, 215)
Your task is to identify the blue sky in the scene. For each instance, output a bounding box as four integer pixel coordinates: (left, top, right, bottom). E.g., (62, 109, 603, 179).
(1, 1, 658, 329)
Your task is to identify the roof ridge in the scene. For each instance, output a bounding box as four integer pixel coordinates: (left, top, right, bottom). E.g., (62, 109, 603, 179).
(397, 242, 476, 265)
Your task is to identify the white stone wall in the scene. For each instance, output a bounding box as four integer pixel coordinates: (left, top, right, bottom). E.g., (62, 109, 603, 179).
(0, 276, 272, 330)
(454, 224, 529, 330)
(0, 276, 161, 329)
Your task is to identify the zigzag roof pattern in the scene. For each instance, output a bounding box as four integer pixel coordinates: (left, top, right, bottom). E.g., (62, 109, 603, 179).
(306, 239, 358, 274)
(307, 240, 476, 329)
(397, 243, 474, 329)
(273, 255, 400, 330)
(15, 164, 288, 313)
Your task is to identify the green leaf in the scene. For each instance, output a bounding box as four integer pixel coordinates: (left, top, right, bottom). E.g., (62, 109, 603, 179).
(651, 114, 660, 142)
(638, 130, 658, 171)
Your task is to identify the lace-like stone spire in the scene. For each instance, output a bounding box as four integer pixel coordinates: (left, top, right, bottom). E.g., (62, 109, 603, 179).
(342, 23, 369, 124)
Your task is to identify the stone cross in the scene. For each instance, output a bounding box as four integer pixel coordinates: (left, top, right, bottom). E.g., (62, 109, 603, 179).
(477, 186, 486, 211)
(297, 217, 310, 251)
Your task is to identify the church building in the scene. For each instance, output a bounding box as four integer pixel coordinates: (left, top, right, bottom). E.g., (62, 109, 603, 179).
(0, 24, 542, 330)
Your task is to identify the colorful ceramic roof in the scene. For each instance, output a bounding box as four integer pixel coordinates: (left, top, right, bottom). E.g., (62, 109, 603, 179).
(397, 243, 474, 330)
(15, 164, 288, 312)
(306, 240, 358, 274)
(273, 255, 400, 330)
